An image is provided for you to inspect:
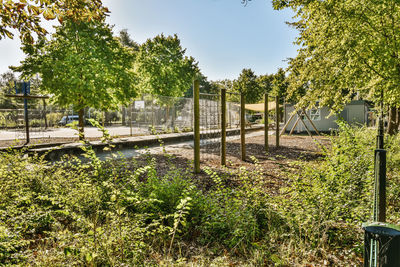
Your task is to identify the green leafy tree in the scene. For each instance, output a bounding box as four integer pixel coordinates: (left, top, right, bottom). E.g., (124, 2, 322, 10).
(14, 20, 137, 139)
(257, 73, 274, 95)
(272, 68, 288, 98)
(119, 29, 139, 51)
(232, 68, 262, 103)
(0, 0, 108, 45)
(135, 34, 199, 97)
(183, 74, 221, 98)
(273, 0, 400, 134)
(0, 71, 18, 109)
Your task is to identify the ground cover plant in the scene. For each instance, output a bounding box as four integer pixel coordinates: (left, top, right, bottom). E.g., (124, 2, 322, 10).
(1, 123, 400, 266)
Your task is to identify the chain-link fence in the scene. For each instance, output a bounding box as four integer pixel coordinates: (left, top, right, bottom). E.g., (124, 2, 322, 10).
(199, 93, 221, 164)
(127, 95, 193, 134)
(0, 94, 197, 141)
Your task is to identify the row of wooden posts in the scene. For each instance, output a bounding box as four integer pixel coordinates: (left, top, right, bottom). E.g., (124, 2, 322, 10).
(192, 80, 282, 173)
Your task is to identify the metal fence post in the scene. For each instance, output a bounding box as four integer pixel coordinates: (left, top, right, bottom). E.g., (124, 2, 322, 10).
(240, 92, 246, 161)
(264, 94, 268, 153)
(129, 104, 133, 136)
(43, 99, 48, 129)
(193, 80, 200, 173)
(221, 88, 226, 166)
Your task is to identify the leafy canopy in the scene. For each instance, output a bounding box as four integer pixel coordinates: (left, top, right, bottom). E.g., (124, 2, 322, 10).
(14, 20, 137, 111)
(273, 0, 400, 111)
(232, 68, 263, 103)
(134, 34, 199, 97)
(0, 0, 108, 44)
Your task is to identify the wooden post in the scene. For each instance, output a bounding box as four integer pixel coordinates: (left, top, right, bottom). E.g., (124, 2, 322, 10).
(297, 111, 313, 137)
(221, 88, 226, 166)
(302, 108, 320, 135)
(289, 115, 301, 135)
(264, 94, 269, 153)
(275, 95, 280, 148)
(240, 93, 246, 160)
(193, 80, 200, 173)
(280, 111, 296, 136)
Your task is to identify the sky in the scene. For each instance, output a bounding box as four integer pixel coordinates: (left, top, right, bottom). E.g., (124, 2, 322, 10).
(0, 0, 298, 81)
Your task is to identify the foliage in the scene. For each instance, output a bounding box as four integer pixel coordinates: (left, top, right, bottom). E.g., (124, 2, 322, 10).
(275, 122, 400, 264)
(232, 68, 263, 103)
(135, 34, 199, 98)
(183, 74, 221, 98)
(0, 146, 284, 265)
(118, 29, 139, 51)
(13, 20, 137, 136)
(2, 121, 400, 265)
(256, 73, 274, 95)
(15, 20, 136, 111)
(273, 0, 400, 130)
(272, 68, 288, 99)
(0, 0, 108, 46)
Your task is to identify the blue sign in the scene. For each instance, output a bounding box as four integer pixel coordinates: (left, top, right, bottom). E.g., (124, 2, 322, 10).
(14, 81, 31, 95)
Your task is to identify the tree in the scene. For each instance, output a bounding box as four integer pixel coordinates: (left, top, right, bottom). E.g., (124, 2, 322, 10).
(272, 68, 288, 98)
(135, 34, 199, 98)
(183, 74, 221, 98)
(232, 68, 262, 103)
(1, 0, 108, 46)
(14, 20, 137, 139)
(119, 29, 139, 51)
(257, 73, 274, 95)
(0, 71, 18, 109)
(273, 0, 400, 134)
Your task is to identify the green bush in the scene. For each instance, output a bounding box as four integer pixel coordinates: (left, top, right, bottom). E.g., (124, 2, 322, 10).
(275, 121, 400, 263)
(2, 120, 400, 265)
(46, 112, 64, 127)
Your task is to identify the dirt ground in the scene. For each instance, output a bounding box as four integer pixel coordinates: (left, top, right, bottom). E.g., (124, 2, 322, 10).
(0, 134, 142, 148)
(144, 134, 331, 194)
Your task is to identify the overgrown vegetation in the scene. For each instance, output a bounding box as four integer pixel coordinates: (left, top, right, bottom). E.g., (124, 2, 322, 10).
(1, 123, 400, 265)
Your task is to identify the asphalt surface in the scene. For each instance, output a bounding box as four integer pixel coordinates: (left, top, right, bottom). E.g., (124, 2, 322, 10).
(0, 126, 149, 140)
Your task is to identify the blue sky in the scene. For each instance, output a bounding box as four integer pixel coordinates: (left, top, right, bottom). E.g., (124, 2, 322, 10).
(0, 0, 298, 81)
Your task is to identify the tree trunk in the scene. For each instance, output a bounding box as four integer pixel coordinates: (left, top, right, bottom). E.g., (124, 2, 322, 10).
(396, 108, 400, 126)
(387, 106, 399, 135)
(78, 108, 85, 140)
(122, 107, 126, 126)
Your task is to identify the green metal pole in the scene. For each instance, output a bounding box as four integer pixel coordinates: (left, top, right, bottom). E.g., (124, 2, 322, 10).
(275, 95, 280, 148)
(221, 88, 226, 166)
(374, 149, 386, 222)
(130, 105, 133, 136)
(193, 80, 201, 173)
(377, 117, 384, 149)
(240, 93, 246, 161)
(264, 94, 269, 153)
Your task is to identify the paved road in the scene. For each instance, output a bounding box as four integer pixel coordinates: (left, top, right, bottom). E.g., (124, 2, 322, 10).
(94, 129, 270, 161)
(0, 126, 149, 140)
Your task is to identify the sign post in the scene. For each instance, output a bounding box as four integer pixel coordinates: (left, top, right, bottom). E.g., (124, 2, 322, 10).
(6, 81, 49, 144)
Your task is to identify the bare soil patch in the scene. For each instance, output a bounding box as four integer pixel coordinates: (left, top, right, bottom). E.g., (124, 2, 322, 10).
(138, 134, 331, 194)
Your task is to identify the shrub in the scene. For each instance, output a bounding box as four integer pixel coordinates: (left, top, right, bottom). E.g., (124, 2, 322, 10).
(275, 121, 400, 263)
